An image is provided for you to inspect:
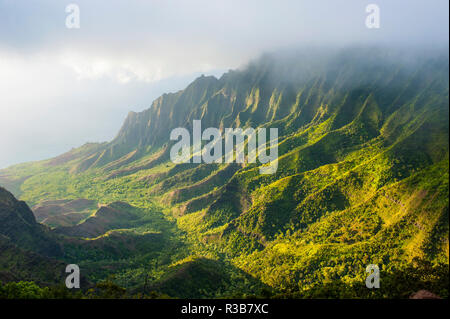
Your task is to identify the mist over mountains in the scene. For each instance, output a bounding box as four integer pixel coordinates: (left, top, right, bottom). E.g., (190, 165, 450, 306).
(0, 46, 448, 298)
(1, 0, 448, 171)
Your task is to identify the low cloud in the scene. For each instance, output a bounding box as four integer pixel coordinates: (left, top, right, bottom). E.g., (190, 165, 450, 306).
(0, 0, 448, 168)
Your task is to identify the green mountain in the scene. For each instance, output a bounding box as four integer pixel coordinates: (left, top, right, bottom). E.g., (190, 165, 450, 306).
(0, 186, 61, 257)
(0, 47, 448, 298)
(0, 187, 66, 285)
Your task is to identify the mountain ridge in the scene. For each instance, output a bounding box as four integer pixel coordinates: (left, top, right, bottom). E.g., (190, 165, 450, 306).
(0, 47, 448, 298)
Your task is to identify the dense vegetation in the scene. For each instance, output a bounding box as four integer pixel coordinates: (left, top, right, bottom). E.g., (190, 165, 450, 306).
(0, 47, 448, 298)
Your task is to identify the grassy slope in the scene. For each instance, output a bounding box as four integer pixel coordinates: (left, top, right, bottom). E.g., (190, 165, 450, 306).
(0, 49, 448, 298)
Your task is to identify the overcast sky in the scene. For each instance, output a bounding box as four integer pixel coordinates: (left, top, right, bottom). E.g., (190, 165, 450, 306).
(0, 0, 448, 168)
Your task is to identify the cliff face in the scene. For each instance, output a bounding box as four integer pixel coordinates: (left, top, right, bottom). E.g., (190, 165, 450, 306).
(73, 49, 448, 171)
(0, 47, 448, 297)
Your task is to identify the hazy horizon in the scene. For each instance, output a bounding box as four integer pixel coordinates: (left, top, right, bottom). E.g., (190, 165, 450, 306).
(0, 0, 448, 169)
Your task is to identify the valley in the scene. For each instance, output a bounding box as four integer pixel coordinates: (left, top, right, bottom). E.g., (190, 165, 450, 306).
(0, 48, 448, 298)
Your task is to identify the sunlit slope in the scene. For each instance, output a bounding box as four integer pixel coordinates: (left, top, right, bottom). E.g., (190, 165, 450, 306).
(0, 48, 448, 297)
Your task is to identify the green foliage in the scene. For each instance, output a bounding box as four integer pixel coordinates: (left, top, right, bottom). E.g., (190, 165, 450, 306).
(0, 48, 448, 298)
